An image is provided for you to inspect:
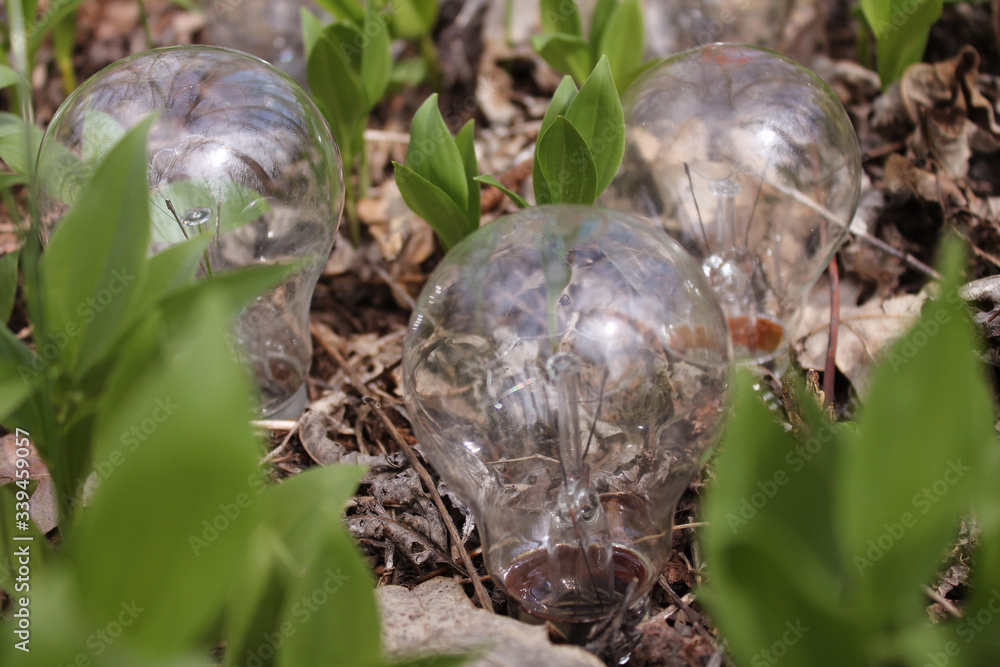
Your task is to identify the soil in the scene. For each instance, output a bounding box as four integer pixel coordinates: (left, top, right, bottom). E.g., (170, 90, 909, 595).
(5, 0, 1000, 664)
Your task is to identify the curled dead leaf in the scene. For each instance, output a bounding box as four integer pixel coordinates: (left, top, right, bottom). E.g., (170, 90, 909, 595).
(873, 46, 1000, 178)
(795, 278, 926, 394)
(0, 434, 58, 533)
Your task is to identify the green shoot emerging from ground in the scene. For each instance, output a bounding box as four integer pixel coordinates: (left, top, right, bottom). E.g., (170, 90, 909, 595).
(393, 56, 625, 250)
(702, 236, 1000, 666)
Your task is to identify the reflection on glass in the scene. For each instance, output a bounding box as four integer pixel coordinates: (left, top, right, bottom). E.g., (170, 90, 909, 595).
(603, 44, 861, 369)
(37, 46, 344, 417)
(403, 205, 732, 657)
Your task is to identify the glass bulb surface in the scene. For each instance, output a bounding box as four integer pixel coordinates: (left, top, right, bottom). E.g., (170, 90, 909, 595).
(37, 46, 344, 418)
(602, 43, 862, 368)
(403, 205, 732, 632)
(202, 0, 321, 84)
(643, 0, 790, 58)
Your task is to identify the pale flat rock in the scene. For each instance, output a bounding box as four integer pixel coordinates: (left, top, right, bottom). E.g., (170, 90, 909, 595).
(377, 577, 604, 667)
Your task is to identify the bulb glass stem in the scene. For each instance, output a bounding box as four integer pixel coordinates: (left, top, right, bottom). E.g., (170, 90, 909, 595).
(545, 353, 615, 614)
(711, 177, 740, 248)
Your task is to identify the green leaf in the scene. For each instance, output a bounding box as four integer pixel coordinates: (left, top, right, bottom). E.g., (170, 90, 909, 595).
(837, 236, 994, 625)
(0, 249, 17, 324)
(80, 109, 126, 163)
(40, 117, 154, 378)
(701, 374, 869, 665)
(268, 463, 363, 524)
(0, 358, 31, 420)
(0, 480, 50, 622)
(455, 119, 481, 232)
(540, 0, 583, 36)
(222, 527, 287, 667)
(860, 0, 943, 87)
(0, 321, 36, 374)
(250, 467, 370, 667)
(541, 76, 580, 137)
(130, 234, 212, 310)
(157, 263, 294, 337)
(0, 566, 216, 666)
(587, 0, 617, 58)
(0, 173, 26, 188)
(0, 64, 21, 90)
(0, 570, 81, 667)
(0, 112, 44, 176)
(52, 11, 77, 92)
(956, 452, 1000, 663)
(360, 2, 392, 110)
(564, 55, 625, 196)
(301, 8, 325, 60)
(388, 0, 439, 39)
(314, 0, 364, 24)
(69, 289, 262, 654)
(475, 174, 529, 210)
(531, 33, 593, 85)
(533, 76, 579, 205)
(390, 57, 428, 88)
(535, 116, 598, 205)
(325, 22, 365, 71)
(598, 0, 644, 94)
(26, 0, 86, 59)
(277, 506, 383, 667)
(393, 162, 471, 250)
(0, 479, 47, 547)
(405, 95, 468, 214)
(307, 34, 366, 164)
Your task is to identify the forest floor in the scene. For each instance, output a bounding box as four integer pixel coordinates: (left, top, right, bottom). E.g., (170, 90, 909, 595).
(7, 0, 1000, 664)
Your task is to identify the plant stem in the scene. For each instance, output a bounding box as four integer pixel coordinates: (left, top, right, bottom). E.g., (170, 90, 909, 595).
(137, 0, 153, 50)
(344, 172, 361, 248)
(53, 13, 78, 94)
(358, 139, 370, 202)
(419, 33, 442, 90)
(8, 0, 65, 521)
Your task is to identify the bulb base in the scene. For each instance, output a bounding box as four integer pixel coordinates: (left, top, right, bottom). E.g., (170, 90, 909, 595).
(506, 583, 648, 663)
(261, 382, 308, 420)
(503, 545, 651, 660)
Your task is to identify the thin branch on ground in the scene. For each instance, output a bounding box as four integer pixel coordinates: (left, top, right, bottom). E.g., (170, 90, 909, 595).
(311, 320, 495, 611)
(824, 256, 841, 405)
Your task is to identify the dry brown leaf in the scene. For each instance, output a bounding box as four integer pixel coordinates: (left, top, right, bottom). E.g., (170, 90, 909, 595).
(795, 278, 925, 394)
(321, 237, 357, 276)
(0, 234, 18, 256)
(0, 434, 58, 533)
(362, 181, 435, 304)
(873, 46, 1000, 177)
(299, 410, 347, 466)
(840, 234, 908, 299)
(883, 152, 970, 210)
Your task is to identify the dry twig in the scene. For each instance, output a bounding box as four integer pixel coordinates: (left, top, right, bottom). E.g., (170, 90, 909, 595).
(311, 320, 495, 611)
(824, 257, 841, 405)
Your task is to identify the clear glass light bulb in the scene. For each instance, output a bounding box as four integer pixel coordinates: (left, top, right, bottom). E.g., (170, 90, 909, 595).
(36, 46, 344, 418)
(403, 205, 732, 649)
(602, 43, 862, 368)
